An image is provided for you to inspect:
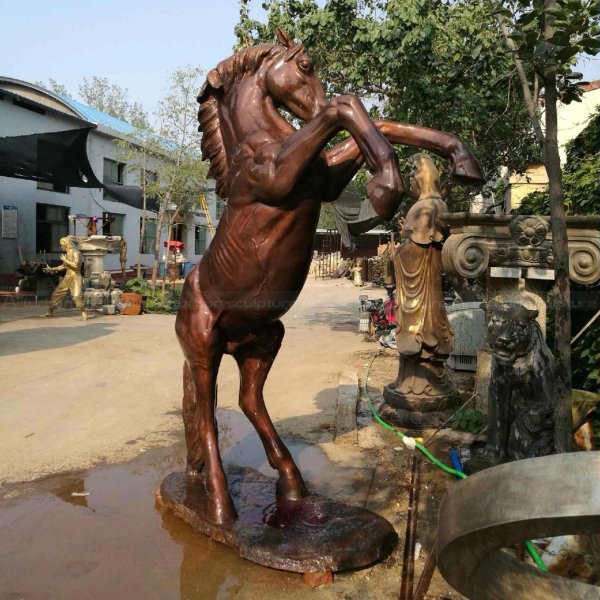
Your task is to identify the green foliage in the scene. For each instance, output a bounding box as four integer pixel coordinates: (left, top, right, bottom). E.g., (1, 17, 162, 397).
(317, 203, 338, 229)
(121, 277, 148, 294)
(574, 324, 600, 391)
(517, 189, 551, 214)
(121, 277, 180, 314)
(518, 107, 600, 216)
(235, 0, 539, 192)
(494, 0, 600, 104)
(79, 76, 150, 129)
(450, 407, 488, 433)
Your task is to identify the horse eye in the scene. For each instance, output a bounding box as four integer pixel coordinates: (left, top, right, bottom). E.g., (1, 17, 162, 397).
(299, 59, 312, 73)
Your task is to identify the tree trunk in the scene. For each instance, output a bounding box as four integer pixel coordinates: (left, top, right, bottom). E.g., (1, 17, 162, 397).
(162, 219, 173, 294)
(137, 159, 147, 280)
(151, 201, 167, 287)
(544, 0, 572, 453)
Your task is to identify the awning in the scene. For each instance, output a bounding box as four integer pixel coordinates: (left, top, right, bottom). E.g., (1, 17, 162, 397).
(0, 128, 103, 187)
(103, 184, 160, 212)
(0, 127, 160, 212)
(331, 182, 383, 249)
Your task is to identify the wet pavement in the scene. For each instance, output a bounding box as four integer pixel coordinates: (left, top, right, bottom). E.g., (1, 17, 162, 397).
(0, 280, 464, 599)
(0, 409, 377, 600)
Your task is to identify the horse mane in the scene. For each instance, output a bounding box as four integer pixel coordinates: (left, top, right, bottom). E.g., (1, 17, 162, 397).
(198, 44, 287, 198)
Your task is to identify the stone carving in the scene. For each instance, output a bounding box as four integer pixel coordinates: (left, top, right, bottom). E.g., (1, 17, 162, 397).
(509, 215, 548, 247)
(441, 213, 600, 286)
(40, 236, 88, 320)
(466, 300, 555, 473)
(159, 29, 484, 572)
(381, 153, 458, 428)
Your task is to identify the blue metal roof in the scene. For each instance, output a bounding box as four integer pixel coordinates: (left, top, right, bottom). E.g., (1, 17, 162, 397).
(56, 93, 139, 136)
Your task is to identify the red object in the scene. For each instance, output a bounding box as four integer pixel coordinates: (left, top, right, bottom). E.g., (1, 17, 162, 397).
(164, 240, 185, 250)
(384, 299, 397, 325)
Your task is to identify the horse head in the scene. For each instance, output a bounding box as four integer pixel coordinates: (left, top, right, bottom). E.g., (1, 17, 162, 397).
(265, 28, 327, 121)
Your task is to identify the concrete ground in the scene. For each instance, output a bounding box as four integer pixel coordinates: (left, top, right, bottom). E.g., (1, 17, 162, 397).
(0, 277, 385, 484)
(0, 277, 465, 600)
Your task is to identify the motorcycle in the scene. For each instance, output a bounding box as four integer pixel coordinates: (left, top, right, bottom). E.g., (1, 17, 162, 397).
(359, 284, 397, 342)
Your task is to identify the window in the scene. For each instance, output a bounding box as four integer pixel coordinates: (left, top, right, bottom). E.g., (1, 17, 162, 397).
(37, 181, 69, 194)
(102, 212, 125, 236)
(140, 218, 156, 254)
(36, 203, 69, 253)
(195, 225, 207, 255)
(103, 158, 126, 199)
(144, 170, 158, 187)
(171, 223, 185, 243)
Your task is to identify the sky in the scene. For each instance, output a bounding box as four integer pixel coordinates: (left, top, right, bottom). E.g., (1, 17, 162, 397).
(0, 0, 260, 115)
(1, 0, 598, 118)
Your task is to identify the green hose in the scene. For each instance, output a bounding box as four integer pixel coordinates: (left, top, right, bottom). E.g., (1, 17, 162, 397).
(364, 350, 548, 572)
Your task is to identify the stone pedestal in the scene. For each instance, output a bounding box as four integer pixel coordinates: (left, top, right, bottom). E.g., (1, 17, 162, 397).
(158, 466, 398, 573)
(76, 235, 122, 276)
(382, 356, 456, 429)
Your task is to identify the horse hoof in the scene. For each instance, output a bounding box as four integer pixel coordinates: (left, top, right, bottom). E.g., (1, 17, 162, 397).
(276, 475, 309, 501)
(207, 497, 238, 526)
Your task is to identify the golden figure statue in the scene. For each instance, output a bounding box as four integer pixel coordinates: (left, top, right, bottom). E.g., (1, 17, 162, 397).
(41, 236, 88, 320)
(351, 258, 365, 287)
(383, 153, 455, 425)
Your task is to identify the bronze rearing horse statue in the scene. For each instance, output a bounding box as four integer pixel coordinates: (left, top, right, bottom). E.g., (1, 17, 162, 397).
(176, 29, 484, 526)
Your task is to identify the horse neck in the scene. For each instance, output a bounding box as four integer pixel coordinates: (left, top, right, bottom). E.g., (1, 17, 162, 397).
(223, 74, 289, 149)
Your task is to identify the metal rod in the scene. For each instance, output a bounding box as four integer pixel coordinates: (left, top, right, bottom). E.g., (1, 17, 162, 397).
(412, 536, 438, 600)
(400, 455, 421, 600)
(572, 308, 600, 347)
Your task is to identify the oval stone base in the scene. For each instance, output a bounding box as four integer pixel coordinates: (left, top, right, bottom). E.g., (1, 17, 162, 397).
(158, 466, 398, 573)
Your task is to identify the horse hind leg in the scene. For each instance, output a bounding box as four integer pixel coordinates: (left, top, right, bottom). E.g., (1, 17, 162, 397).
(177, 290, 237, 525)
(182, 361, 204, 475)
(233, 320, 308, 500)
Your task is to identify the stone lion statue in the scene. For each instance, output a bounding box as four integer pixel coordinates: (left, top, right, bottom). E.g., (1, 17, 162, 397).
(466, 300, 555, 472)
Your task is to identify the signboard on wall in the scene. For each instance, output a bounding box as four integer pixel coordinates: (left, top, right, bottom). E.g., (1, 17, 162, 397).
(1, 205, 17, 239)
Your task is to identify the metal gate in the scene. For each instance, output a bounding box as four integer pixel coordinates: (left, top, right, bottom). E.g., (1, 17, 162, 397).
(313, 230, 343, 278)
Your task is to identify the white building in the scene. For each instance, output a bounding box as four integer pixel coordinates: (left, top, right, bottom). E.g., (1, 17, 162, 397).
(0, 77, 221, 275)
(504, 80, 600, 212)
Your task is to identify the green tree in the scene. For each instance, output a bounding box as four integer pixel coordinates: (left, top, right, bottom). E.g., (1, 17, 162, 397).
(518, 107, 600, 216)
(38, 76, 150, 129)
(148, 67, 207, 288)
(36, 78, 70, 96)
(491, 0, 600, 452)
(235, 0, 539, 209)
(79, 76, 150, 129)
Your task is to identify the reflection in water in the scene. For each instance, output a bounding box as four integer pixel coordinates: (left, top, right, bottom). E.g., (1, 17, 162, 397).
(46, 473, 89, 508)
(0, 408, 373, 599)
(160, 510, 247, 599)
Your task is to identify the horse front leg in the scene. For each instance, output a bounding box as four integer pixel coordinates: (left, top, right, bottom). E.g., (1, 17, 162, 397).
(376, 120, 485, 185)
(319, 120, 485, 203)
(233, 320, 308, 500)
(252, 94, 403, 220)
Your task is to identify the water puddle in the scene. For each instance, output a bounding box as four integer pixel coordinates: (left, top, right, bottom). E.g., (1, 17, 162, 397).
(0, 409, 373, 599)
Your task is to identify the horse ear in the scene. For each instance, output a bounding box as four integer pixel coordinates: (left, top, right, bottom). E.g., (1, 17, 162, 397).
(198, 69, 223, 102)
(207, 70, 223, 89)
(275, 27, 293, 47)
